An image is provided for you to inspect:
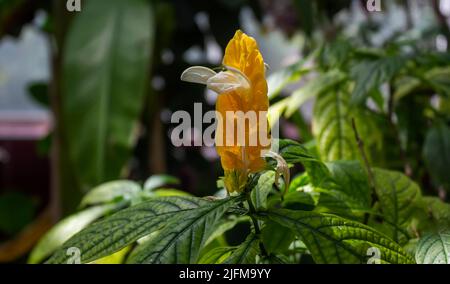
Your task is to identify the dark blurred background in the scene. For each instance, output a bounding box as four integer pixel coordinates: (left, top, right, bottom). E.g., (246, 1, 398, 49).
(0, 0, 449, 262)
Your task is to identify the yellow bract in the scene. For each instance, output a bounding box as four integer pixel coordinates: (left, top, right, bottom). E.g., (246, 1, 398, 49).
(181, 30, 270, 193)
(217, 30, 270, 192)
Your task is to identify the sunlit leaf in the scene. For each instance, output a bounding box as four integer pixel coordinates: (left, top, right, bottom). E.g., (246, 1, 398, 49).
(80, 180, 141, 208)
(415, 231, 450, 264)
(312, 87, 380, 162)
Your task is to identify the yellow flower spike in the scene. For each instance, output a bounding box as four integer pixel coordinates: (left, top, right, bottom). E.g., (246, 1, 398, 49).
(181, 30, 270, 193)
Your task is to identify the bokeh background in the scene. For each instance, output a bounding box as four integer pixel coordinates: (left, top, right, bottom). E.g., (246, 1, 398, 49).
(0, 0, 449, 263)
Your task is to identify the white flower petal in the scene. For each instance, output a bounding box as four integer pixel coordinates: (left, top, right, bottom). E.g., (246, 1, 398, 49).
(206, 70, 250, 94)
(180, 66, 217, 85)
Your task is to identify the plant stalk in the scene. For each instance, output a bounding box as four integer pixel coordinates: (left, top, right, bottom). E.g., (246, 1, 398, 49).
(245, 192, 268, 257)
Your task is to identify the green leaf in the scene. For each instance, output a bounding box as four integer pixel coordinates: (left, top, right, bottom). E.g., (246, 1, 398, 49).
(284, 69, 347, 117)
(319, 161, 371, 214)
(251, 171, 275, 210)
(319, 40, 352, 69)
(276, 139, 330, 187)
(62, 0, 154, 190)
(46, 196, 207, 264)
(143, 174, 180, 192)
(205, 216, 249, 246)
(126, 196, 241, 264)
(263, 208, 414, 264)
(373, 168, 421, 243)
(411, 197, 450, 234)
(80, 180, 141, 208)
(312, 86, 380, 162)
(261, 221, 295, 254)
(152, 188, 192, 197)
(223, 233, 260, 264)
(267, 57, 310, 99)
(29, 203, 121, 264)
(350, 56, 407, 105)
(423, 123, 450, 190)
(415, 231, 450, 264)
(198, 247, 235, 264)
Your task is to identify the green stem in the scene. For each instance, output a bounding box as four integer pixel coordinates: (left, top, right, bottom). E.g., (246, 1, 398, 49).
(245, 192, 268, 257)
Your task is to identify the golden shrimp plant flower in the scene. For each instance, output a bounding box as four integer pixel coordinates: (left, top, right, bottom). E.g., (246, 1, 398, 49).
(181, 30, 271, 193)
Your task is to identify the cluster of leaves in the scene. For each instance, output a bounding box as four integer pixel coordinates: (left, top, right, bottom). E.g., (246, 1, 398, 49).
(30, 138, 448, 264)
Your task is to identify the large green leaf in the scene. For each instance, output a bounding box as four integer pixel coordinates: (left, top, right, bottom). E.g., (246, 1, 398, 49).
(223, 233, 260, 264)
(415, 231, 450, 264)
(318, 161, 371, 215)
(373, 169, 421, 243)
(312, 87, 380, 162)
(263, 209, 414, 264)
(46, 197, 207, 264)
(350, 56, 407, 105)
(62, 0, 154, 190)
(29, 203, 122, 264)
(80, 180, 141, 208)
(251, 171, 275, 210)
(261, 221, 295, 254)
(423, 123, 450, 190)
(126, 196, 241, 264)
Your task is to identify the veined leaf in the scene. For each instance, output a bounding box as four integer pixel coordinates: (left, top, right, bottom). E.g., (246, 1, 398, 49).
(251, 171, 276, 210)
(29, 203, 123, 264)
(80, 180, 141, 208)
(262, 221, 295, 254)
(223, 233, 260, 264)
(46, 196, 208, 264)
(318, 161, 371, 215)
(263, 209, 414, 264)
(62, 0, 154, 190)
(350, 56, 407, 105)
(312, 87, 380, 162)
(373, 169, 421, 243)
(415, 231, 450, 264)
(126, 196, 241, 264)
(423, 123, 450, 190)
(198, 247, 235, 264)
(205, 216, 250, 246)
